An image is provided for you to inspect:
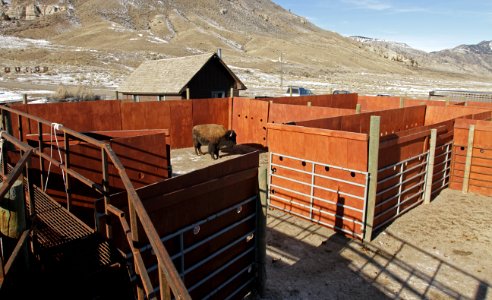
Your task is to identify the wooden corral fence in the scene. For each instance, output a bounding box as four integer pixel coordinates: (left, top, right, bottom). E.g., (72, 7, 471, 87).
(263, 94, 358, 109)
(108, 152, 260, 299)
(17, 130, 171, 210)
(357, 95, 469, 112)
(267, 123, 369, 238)
(8, 98, 232, 149)
(0, 106, 192, 299)
(231, 98, 269, 147)
(450, 119, 492, 196)
(230, 96, 358, 147)
(266, 105, 492, 241)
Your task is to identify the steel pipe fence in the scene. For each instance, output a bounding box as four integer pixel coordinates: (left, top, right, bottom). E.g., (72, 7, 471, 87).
(374, 151, 429, 231)
(432, 142, 452, 196)
(267, 152, 369, 239)
(127, 196, 257, 298)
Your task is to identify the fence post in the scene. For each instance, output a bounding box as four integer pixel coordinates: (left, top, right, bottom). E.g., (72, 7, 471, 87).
(64, 133, 72, 211)
(159, 263, 171, 300)
(186, 88, 190, 100)
(355, 103, 361, 114)
(115, 91, 119, 100)
(364, 116, 380, 242)
(462, 124, 475, 193)
(101, 148, 111, 238)
(256, 166, 267, 296)
(37, 122, 45, 189)
(22, 94, 28, 104)
(399, 97, 405, 108)
(424, 129, 437, 204)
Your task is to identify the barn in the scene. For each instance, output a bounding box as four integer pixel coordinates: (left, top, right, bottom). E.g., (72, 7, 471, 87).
(117, 52, 246, 101)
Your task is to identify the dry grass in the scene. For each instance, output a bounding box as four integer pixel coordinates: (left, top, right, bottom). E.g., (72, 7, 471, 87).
(53, 84, 98, 101)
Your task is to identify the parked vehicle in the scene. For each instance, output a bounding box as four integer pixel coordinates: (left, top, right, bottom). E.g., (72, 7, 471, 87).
(333, 90, 350, 95)
(284, 86, 314, 97)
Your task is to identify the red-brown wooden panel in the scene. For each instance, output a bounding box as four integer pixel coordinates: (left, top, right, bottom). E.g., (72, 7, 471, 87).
(121, 101, 172, 130)
(232, 98, 269, 147)
(267, 123, 368, 172)
(268, 103, 354, 124)
(449, 119, 492, 196)
(192, 98, 231, 129)
(169, 101, 193, 148)
(109, 152, 259, 299)
(23, 130, 171, 208)
(424, 106, 491, 125)
(262, 94, 358, 109)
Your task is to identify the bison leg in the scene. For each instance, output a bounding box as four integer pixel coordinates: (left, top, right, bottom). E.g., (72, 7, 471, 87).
(208, 143, 219, 160)
(194, 142, 201, 155)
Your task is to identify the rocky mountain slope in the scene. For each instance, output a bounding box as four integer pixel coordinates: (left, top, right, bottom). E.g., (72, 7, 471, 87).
(0, 0, 491, 97)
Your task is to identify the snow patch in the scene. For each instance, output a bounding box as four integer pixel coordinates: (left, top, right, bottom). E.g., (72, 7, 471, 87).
(0, 88, 54, 103)
(0, 35, 52, 49)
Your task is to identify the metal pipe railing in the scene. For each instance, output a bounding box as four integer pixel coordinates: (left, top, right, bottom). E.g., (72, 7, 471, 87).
(0, 105, 191, 300)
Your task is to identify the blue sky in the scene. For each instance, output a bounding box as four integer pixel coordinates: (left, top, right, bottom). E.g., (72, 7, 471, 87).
(273, 0, 492, 52)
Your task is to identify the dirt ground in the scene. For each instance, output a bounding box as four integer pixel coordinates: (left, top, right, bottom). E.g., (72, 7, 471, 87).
(171, 147, 492, 300)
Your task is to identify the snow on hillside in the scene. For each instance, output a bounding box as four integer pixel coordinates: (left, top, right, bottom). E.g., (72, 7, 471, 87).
(0, 35, 53, 49)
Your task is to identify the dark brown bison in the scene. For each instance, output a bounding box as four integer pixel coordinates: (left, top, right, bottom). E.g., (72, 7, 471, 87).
(192, 124, 237, 159)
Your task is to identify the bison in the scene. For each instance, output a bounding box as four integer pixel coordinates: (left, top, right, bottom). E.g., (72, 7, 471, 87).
(192, 124, 237, 160)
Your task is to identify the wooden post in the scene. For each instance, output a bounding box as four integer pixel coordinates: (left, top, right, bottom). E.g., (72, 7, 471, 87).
(399, 97, 405, 108)
(0, 180, 26, 238)
(256, 166, 267, 296)
(186, 88, 190, 100)
(364, 116, 380, 242)
(462, 124, 475, 193)
(230, 87, 234, 98)
(115, 91, 119, 100)
(22, 94, 28, 104)
(355, 103, 361, 114)
(37, 122, 45, 189)
(159, 263, 171, 300)
(307, 101, 312, 107)
(101, 148, 110, 238)
(64, 132, 72, 211)
(0, 179, 28, 270)
(289, 87, 292, 97)
(424, 129, 437, 204)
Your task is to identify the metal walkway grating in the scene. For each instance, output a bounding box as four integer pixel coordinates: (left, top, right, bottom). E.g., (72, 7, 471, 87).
(28, 185, 94, 251)
(2, 163, 117, 268)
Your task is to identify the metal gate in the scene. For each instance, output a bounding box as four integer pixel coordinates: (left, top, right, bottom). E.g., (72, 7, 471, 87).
(267, 152, 369, 239)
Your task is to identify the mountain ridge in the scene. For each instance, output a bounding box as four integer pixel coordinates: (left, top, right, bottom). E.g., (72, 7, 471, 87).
(0, 0, 491, 97)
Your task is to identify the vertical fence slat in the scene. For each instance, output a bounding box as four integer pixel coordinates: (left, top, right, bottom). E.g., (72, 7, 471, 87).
(101, 148, 110, 237)
(462, 125, 475, 193)
(424, 129, 437, 204)
(159, 262, 171, 300)
(37, 122, 45, 189)
(364, 116, 380, 242)
(64, 132, 72, 211)
(256, 166, 267, 297)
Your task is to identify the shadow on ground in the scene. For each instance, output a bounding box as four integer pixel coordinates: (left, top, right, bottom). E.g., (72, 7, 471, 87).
(260, 210, 489, 300)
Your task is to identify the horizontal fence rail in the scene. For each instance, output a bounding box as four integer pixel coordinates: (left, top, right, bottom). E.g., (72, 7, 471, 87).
(374, 151, 429, 232)
(431, 142, 452, 196)
(267, 152, 369, 239)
